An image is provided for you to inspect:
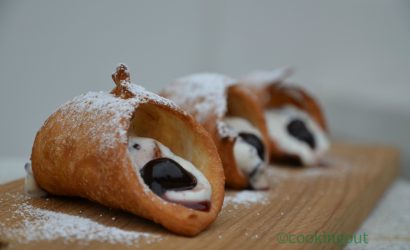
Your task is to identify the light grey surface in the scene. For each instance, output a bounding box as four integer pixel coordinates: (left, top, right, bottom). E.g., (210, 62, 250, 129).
(0, 0, 409, 177)
(0, 157, 26, 184)
(346, 179, 410, 249)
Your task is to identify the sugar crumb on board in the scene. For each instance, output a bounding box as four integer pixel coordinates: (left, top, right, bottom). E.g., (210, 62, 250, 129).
(223, 190, 270, 209)
(0, 193, 163, 246)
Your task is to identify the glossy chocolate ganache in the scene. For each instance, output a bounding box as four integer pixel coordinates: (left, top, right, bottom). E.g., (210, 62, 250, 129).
(128, 136, 212, 211)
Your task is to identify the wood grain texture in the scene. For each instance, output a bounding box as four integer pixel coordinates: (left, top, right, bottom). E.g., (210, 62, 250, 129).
(0, 142, 400, 250)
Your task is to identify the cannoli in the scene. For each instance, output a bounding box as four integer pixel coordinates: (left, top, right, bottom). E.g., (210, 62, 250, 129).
(29, 64, 225, 236)
(239, 69, 330, 166)
(161, 73, 270, 190)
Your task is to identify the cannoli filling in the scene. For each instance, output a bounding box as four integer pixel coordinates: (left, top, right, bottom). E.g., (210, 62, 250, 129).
(128, 136, 212, 211)
(221, 117, 269, 190)
(24, 162, 47, 197)
(264, 105, 329, 165)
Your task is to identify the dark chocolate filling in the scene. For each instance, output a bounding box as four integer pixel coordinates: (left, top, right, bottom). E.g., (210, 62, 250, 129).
(286, 119, 316, 149)
(140, 157, 211, 211)
(238, 132, 265, 160)
(140, 158, 197, 196)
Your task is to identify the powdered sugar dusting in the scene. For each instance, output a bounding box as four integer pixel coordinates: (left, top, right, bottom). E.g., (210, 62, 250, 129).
(55, 91, 137, 152)
(126, 83, 180, 111)
(223, 191, 269, 208)
(163, 73, 236, 124)
(0, 193, 162, 246)
(241, 68, 293, 86)
(216, 121, 238, 139)
(48, 83, 181, 153)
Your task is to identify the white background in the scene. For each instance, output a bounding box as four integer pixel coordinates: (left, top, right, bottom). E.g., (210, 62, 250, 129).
(1, 0, 409, 178)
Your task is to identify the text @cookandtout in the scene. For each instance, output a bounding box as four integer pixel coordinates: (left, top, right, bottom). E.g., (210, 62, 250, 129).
(276, 232, 368, 246)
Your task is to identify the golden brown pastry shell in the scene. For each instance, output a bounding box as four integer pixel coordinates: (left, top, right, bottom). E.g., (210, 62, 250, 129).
(162, 84, 270, 189)
(241, 81, 328, 163)
(31, 94, 225, 236)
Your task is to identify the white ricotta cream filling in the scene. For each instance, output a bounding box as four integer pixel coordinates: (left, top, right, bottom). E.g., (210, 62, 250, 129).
(221, 117, 269, 189)
(128, 136, 212, 203)
(265, 105, 330, 165)
(24, 162, 47, 197)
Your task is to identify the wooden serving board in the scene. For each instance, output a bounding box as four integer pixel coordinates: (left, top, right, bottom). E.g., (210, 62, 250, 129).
(0, 142, 400, 250)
